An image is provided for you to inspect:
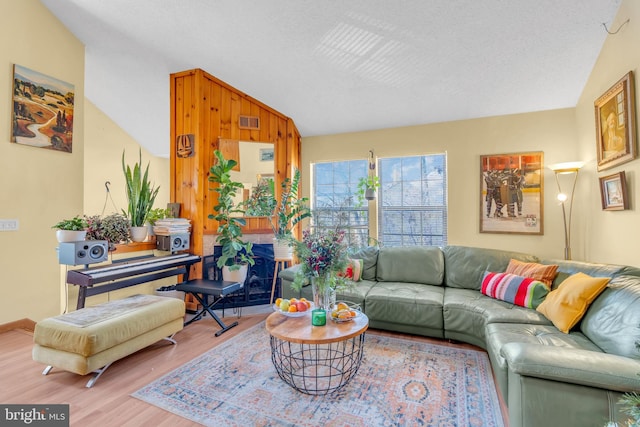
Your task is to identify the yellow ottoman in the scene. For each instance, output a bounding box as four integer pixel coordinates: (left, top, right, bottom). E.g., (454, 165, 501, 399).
(32, 294, 185, 387)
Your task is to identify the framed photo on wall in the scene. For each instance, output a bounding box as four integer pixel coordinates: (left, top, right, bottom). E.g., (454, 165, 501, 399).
(480, 152, 544, 235)
(599, 171, 628, 211)
(595, 71, 637, 171)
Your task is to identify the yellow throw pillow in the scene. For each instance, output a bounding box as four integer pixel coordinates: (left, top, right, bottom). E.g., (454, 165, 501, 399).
(536, 272, 610, 333)
(506, 259, 558, 287)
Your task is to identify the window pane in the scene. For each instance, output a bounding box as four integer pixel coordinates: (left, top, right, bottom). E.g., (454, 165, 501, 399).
(379, 154, 447, 247)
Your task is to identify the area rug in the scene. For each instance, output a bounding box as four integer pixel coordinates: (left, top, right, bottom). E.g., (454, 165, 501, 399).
(132, 322, 504, 426)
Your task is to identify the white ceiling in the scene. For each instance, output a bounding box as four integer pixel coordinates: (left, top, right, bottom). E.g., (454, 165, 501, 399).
(41, 0, 622, 158)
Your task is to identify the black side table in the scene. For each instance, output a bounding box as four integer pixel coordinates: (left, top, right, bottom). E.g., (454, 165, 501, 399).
(176, 279, 241, 336)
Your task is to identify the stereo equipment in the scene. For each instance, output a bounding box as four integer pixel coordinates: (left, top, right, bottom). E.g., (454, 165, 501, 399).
(58, 240, 109, 265)
(156, 233, 190, 252)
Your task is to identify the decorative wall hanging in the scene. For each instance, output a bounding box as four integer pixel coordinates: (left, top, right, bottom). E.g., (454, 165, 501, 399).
(176, 134, 194, 158)
(480, 152, 544, 235)
(599, 171, 628, 211)
(595, 71, 636, 171)
(11, 64, 75, 153)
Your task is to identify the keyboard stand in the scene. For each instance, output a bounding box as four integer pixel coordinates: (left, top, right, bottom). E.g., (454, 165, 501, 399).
(175, 279, 241, 337)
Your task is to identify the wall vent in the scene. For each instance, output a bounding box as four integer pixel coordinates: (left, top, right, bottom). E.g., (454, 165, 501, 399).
(239, 115, 260, 130)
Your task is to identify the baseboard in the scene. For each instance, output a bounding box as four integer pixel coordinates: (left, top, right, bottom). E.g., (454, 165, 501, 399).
(0, 318, 36, 334)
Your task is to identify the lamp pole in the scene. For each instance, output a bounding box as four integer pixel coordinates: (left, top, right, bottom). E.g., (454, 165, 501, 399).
(549, 162, 583, 260)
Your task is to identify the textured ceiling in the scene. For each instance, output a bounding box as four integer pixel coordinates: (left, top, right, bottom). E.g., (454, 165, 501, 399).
(41, 0, 622, 158)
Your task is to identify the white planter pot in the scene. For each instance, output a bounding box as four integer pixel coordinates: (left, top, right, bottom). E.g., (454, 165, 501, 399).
(222, 264, 248, 287)
(130, 226, 148, 242)
(272, 238, 293, 259)
(56, 230, 87, 243)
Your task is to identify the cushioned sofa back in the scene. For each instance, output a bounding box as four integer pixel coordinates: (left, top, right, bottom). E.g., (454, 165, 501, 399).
(376, 246, 444, 285)
(349, 246, 379, 281)
(539, 258, 629, 289)
(580, 274, 640, 359)
(443, 245, 539, 290)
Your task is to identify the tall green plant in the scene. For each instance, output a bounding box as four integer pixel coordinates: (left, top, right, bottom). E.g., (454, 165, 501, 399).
(121, 150, 160, 227)
(208, 150, 255, 270)
(270, 168, 311, 241)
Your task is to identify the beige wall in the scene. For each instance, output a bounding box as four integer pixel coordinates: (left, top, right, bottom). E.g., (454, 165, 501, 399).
(0, 0, 85, 323)
(575, 0, 640, 266)
(302, 109, 579, 261)
(84, 100, 170, 218)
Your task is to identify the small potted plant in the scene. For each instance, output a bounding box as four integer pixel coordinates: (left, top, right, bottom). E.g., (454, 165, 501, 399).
(52, 215, 88, 242)
(355, 175, 380, 207)
(146, 207, 173, 236)
(269, 168, 311, 258)
(208, 149, 255, 283)
(122, 149, 160, 242)
(85, 213, 131, 250)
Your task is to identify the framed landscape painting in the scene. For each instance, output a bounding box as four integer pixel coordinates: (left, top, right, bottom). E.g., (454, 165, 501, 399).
(480, 152, 544, 235)
(599, 171, 628, 211)
(11, 64, 75, 153)
(595, 71, 636, 171)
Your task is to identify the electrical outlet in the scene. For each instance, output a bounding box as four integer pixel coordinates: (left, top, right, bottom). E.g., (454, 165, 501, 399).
(0, 219, 19, 231)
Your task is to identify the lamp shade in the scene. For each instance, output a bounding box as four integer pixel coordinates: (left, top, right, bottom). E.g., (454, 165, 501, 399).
(548, 161, 584, 173)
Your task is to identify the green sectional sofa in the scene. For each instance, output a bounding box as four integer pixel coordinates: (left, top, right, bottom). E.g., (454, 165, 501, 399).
(280, 245, 640, 427)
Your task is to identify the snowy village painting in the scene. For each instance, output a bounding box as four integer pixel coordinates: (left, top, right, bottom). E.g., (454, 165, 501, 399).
(11, 64, 75, 153)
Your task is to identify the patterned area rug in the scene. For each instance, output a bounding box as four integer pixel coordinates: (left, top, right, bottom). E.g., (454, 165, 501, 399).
(133, 322, 504, 426)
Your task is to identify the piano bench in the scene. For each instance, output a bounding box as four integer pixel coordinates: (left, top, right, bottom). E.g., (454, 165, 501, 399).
(32, 294, 185, 387)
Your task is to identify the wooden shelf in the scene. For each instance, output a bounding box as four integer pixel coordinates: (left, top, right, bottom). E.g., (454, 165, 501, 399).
(113, 241, 156, 254)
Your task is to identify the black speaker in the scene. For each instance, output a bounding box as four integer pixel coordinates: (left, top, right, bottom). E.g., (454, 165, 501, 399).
(58, 240, 109, 265)
(156, 233, 190, 252)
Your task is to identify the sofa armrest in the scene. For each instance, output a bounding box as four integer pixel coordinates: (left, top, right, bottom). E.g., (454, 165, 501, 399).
(501, 342, 640, 392)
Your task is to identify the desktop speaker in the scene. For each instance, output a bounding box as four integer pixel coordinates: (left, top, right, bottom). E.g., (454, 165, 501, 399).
(58, 240, 109, 265)
(156, 233, 190, 252)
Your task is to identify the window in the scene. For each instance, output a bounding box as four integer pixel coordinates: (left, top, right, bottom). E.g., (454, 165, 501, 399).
(311, 154, 447, 248)
(378, 154, 447, 246)
(312, 160, 369, 247)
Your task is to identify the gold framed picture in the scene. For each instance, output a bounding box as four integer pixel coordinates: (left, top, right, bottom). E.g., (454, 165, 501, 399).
(595, 71, 637, 171)
(599, 171, 628, 211)
(480, 152, 543, 235)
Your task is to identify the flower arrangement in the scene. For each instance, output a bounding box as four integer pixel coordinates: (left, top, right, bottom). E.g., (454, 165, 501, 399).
(292, 228, 350, 293)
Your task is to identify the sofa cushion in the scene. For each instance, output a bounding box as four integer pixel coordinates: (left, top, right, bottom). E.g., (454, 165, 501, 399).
(365, 282, 444, 331)
(443, 288, 551, 349)
(443, 245, 539, 290)
(343, 258, 363, 281)
(505, 259, 558, 287)
(481, 271, 549, 309)
(376, 246, 444, 285)
(485, 322, 602, 402)
(536, 272, 610, 333)
(580, 275, 640, 359)
(349, 246, 379, 281)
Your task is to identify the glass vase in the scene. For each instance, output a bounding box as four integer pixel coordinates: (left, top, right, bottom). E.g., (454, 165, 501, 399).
(311, 274, 336, 312)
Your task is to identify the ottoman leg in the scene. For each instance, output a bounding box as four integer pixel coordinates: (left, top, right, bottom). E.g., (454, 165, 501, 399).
(42, 365, 53, 375)
(86, 362, 113, 388)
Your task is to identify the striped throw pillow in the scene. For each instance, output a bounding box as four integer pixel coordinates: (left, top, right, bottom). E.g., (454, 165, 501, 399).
(505, 259, 558, 287)
(481, 271, 550, 309)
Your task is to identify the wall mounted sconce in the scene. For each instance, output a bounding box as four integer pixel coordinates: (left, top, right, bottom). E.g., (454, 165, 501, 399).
(548, 161, 584, 260)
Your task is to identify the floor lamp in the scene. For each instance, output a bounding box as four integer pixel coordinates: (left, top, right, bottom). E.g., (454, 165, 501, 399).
(548, 161, 584, 260)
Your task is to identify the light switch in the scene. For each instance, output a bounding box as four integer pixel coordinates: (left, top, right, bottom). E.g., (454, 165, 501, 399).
(0, 219, 19, 231)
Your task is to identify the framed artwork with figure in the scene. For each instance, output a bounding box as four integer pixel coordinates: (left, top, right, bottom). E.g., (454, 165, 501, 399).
(480, 152, 544, 235)
(595, 71, 636, 171)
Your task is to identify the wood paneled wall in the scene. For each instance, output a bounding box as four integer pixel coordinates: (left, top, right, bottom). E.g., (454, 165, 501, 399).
(170, 69, 301, 276)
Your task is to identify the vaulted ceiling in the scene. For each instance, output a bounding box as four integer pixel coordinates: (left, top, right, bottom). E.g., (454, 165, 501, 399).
(41, 0, 622, 157)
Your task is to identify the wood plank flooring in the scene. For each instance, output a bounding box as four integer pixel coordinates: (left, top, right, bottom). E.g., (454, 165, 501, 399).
(1, 313, 508, 426)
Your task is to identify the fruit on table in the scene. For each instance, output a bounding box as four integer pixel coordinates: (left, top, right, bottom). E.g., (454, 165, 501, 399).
(279, 299, 290, 312)
(331, 302, 357, 320)
(295, 301, 308, 312)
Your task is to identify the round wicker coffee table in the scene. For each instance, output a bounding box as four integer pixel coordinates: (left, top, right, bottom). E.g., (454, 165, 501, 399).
(265, 311, 369, 395)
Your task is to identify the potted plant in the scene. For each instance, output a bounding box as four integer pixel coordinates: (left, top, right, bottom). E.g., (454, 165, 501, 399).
(85, 213, 131, 250)
(208, 149, 255, 283)
(355, 175, 380, 207)
(269, 168, 311, 258)
(52, 215, 88, 242)
(122, 149, 160, 242)
(146, 207, 173, 236)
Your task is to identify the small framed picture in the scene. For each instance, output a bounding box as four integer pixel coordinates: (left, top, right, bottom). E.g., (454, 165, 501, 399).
(599, 171, 628, 211)
(594, 71, 637, 171)
(259, 148, 274, 162)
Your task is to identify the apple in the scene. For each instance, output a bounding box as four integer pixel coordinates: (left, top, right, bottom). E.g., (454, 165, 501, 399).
(295, 301, 308, 312)
(279, 299, 290, 312)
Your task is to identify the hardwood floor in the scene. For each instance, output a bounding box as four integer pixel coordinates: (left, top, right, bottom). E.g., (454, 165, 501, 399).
(1, 313, 508, 426)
